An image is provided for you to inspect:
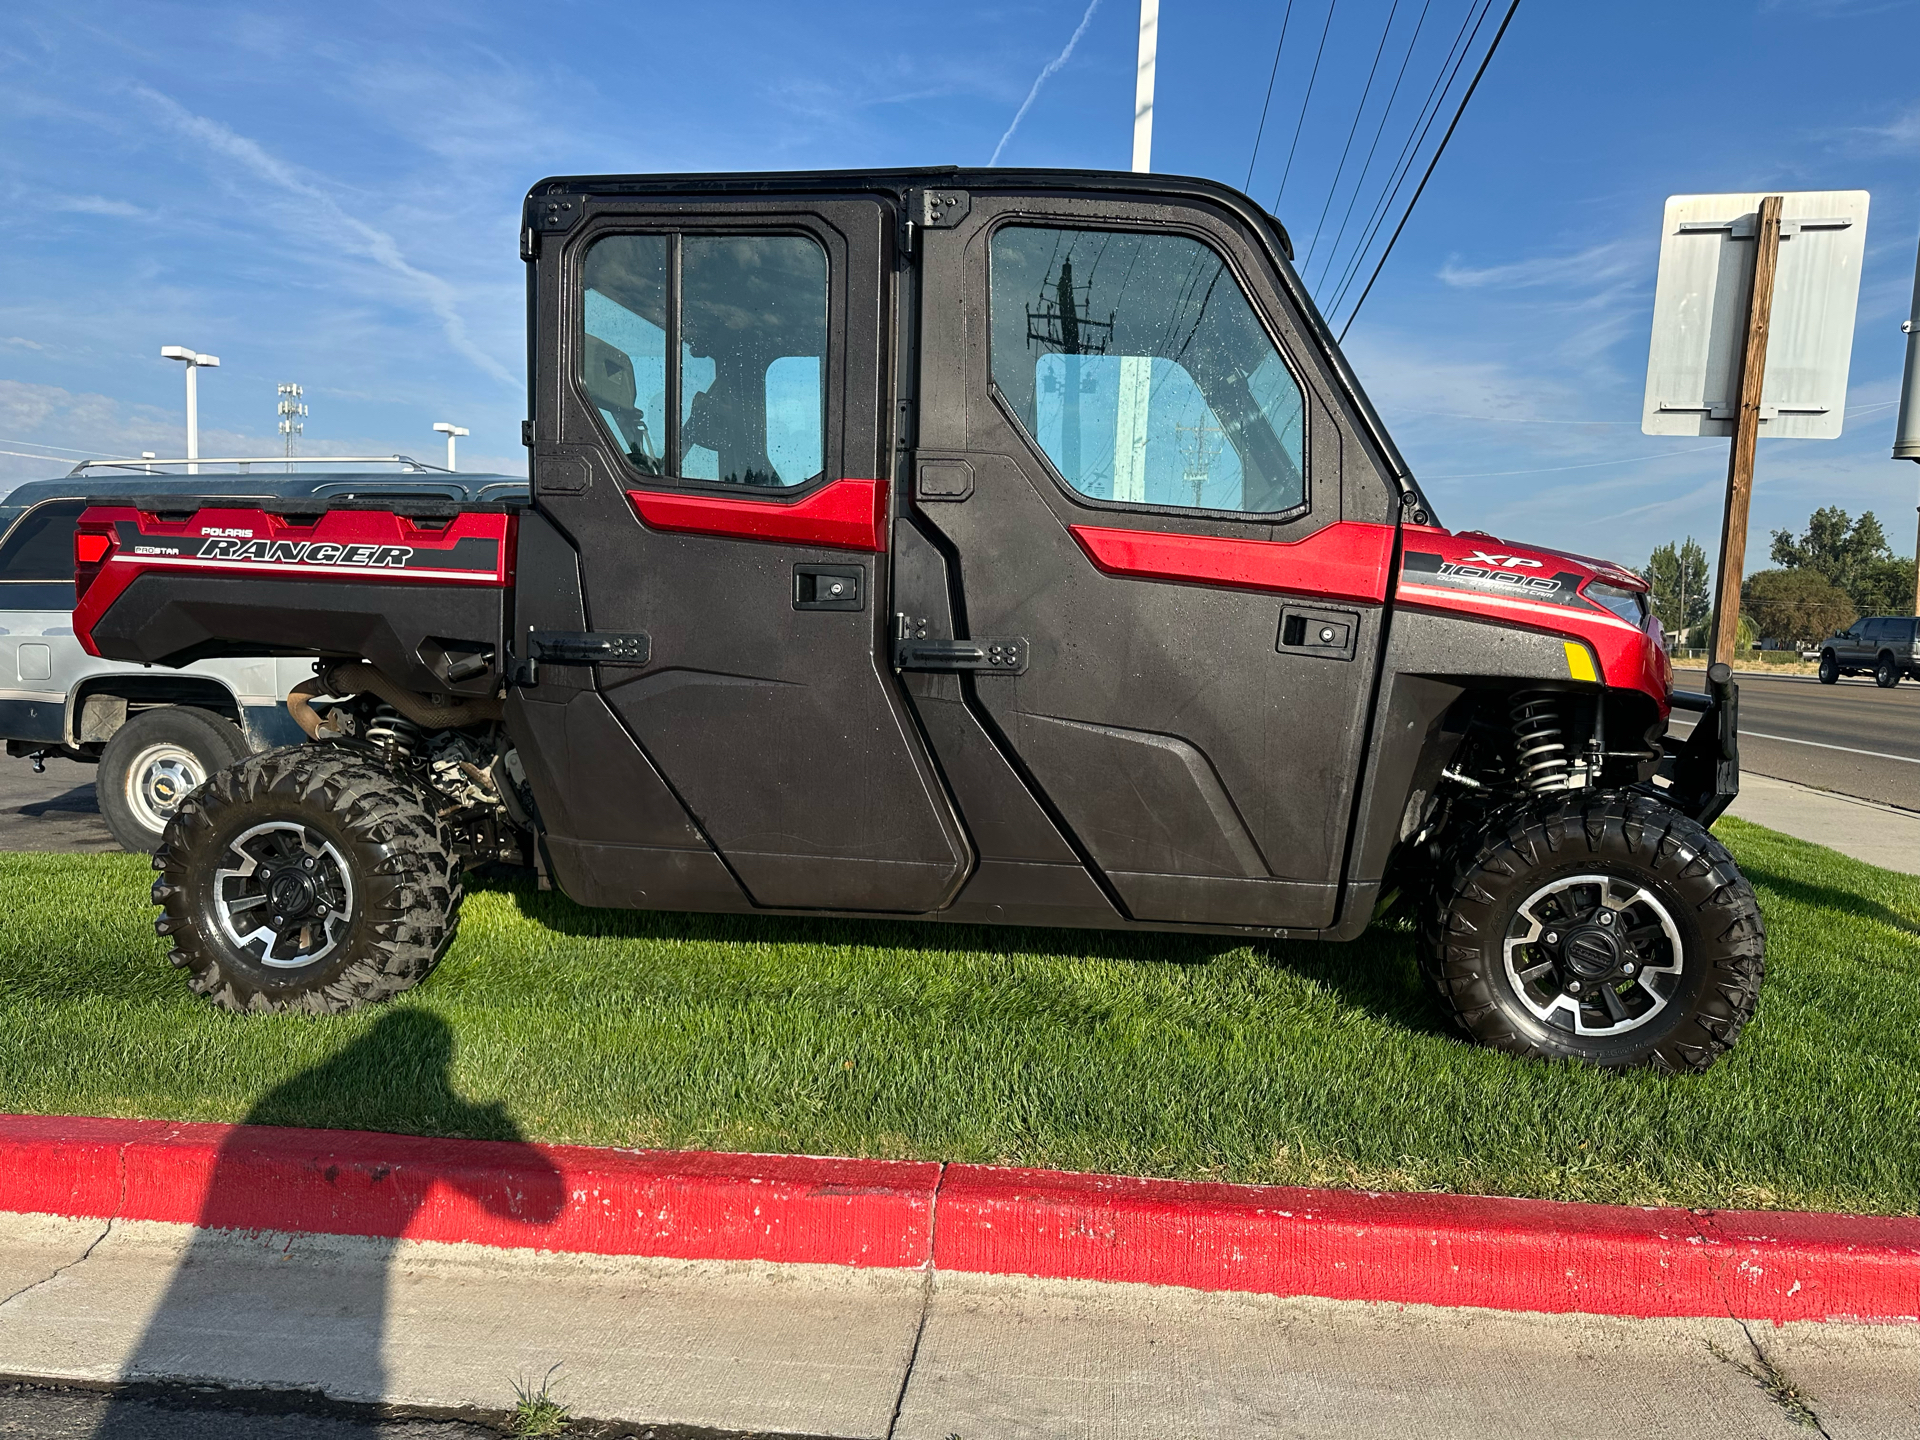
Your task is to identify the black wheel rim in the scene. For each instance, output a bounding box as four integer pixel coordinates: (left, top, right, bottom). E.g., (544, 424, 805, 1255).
(1503, 874, 1684, 1037)
(212, 821, 356, 970)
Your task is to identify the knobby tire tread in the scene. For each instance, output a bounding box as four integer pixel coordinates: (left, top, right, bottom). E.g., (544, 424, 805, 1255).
(1415, 789, 1765, 1072)
(151, 747, 462, 1014)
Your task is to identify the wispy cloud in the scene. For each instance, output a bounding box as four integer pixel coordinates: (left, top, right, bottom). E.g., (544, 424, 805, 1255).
(989, 0, 1104, 166)
(1438, 240, 1643, 291)
(132, 85, 515, 388)
(49, 194, 149, 219)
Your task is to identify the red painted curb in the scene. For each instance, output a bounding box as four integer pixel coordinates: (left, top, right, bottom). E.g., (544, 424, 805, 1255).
(2, 1115, 1915, 1323)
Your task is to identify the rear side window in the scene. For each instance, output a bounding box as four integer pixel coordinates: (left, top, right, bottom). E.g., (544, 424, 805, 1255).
(0, 499, 87, 580)
(580, 233, 829, 489)
(990, 225, 1306, 515)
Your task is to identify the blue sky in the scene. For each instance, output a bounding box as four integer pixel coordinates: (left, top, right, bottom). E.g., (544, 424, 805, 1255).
(2, 0, 1918, 571)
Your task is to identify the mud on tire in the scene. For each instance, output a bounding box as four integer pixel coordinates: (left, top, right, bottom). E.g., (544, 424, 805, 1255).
(1418, 790, 1765, 1072)
(151, 747, 462, 1014)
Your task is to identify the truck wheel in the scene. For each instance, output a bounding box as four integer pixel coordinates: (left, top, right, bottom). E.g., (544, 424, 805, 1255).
(151, 748, 461, 1014)
(1817, 650, 1838, 684)
(1418, 791, 1765, 1072)
(1876, 654, 1900, 688)
(98, 707, 250, 853)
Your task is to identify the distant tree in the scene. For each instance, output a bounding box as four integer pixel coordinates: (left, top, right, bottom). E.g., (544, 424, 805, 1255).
(1642, 537, 1711, 644)
(1742, 568, 1856, 648)
(1848, 556, 1918, 618)
(1769, 506, 1907, 613)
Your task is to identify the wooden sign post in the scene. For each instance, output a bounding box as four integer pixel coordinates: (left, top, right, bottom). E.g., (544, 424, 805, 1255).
(1708, 194, 1784, 667)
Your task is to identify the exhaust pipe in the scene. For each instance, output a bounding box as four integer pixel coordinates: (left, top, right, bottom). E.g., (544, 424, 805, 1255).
(287, 661, 503, 740)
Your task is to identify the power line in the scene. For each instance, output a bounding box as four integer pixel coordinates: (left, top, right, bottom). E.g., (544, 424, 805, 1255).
(1301, 0, 1402, 275)
(1244, 0, 1298, 191)
(1311, 0, 1435, 289)
(1339, 0, 1521, 341)
(1274, 0, 1341, 212)
(1323, 0, 1488, 318)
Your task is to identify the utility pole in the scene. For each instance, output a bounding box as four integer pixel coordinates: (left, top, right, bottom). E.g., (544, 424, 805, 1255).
(433, 422, 469, 472)
(1707, 194, 1783, 666)
(1132, 0, 1157, 174)
(277, 384, 307, 473)
(161, 346, 219, 475)
(1894, 224, 1920, 615)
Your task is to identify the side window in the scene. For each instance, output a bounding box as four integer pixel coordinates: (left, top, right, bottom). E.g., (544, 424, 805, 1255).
(990, 225, 1306, 515)
(0, 499, 87, 581)
(581, 237, 669, 475)
(580, 233, 828, 489)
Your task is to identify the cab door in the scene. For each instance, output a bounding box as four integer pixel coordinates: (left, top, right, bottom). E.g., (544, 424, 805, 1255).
(524, 192, 969, 913)
(906, 190, 1394, 929)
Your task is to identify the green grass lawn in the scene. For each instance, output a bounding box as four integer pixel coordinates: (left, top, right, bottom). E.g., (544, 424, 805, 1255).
(3, 816, 1916, 1215)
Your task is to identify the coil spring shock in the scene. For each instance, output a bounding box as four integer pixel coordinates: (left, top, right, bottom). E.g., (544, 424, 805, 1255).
(1510, 690, 1571, 793)
(364, 705, 424, 762)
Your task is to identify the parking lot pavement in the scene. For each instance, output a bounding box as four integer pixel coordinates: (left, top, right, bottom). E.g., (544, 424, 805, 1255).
(0, 755, 116, 853)
(0, 1212, 1912, 1440)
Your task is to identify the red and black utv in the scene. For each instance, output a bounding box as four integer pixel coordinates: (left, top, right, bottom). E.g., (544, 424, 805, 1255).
(74, 168, 1760, 1071)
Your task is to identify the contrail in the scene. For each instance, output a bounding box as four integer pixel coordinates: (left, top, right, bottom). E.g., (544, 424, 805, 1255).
(135, 86, 516, 388)
(990, 0, 1105, 165)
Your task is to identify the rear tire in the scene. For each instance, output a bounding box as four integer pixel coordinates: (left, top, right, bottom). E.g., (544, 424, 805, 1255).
(1876, 654, 1900, 688)
(151, 747, 461, 1014)
(1817, 650, 1838, 684)
(98, 707, 249, 853)
(1418, 790, 1765, 1072)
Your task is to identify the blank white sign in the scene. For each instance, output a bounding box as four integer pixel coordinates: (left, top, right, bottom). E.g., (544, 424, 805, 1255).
(1642, 190, 1869, 440)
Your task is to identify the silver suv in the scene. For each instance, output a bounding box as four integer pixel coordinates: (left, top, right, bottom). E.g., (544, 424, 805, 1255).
(1818, 614, 1920, 688)
(1, 461, 524, 849)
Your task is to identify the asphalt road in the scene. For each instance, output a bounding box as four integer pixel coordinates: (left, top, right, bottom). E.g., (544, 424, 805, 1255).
(0, 1379, 788, 1439)
(0, 754, 117, 852)
(1673, 666, 1920, 812)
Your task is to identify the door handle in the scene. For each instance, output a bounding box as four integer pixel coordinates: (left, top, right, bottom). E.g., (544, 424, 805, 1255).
(793, 564, 864, 611)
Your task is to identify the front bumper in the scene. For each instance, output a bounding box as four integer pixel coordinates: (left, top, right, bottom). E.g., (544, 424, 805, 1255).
(1661, 663, 1740, 825)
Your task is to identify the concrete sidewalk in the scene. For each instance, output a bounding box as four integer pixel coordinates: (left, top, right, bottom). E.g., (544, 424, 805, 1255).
(1727, 771, 1920, 875)
(0, 1213, 1913, 1440)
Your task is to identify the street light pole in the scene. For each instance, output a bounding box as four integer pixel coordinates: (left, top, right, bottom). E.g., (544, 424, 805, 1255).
(432, 422, 468, 472)
(161, 346, 220, 475)
(1132, 0, 1158, 174)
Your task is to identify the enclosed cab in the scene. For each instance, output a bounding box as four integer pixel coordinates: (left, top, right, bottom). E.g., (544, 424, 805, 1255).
(76, 168, 1760, 1071)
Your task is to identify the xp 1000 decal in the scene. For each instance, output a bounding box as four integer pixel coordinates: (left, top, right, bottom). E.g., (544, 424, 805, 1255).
(1400, 548, 1590, 610)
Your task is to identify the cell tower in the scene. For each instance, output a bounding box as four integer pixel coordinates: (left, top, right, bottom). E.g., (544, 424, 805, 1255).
(276, 383, 307, 472)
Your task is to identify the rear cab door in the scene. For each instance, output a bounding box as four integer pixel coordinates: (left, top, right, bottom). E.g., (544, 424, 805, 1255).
(520, 183, 970, 913)
(905, 183, 1400, 930)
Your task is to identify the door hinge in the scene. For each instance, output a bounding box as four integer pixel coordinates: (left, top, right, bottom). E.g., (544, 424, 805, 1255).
(515, 630, 651, 684)
(894, 615, 1027, 674)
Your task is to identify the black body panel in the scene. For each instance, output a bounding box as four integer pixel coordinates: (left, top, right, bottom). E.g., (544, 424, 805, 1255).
(85, 573, 505, 698)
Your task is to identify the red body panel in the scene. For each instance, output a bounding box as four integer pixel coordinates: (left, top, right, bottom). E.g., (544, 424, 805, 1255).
(1067, 521, 1397, 604)
(627, 477, 889, 552)
(73, 504, 514, 659)
(1395, 526, 1670, 709)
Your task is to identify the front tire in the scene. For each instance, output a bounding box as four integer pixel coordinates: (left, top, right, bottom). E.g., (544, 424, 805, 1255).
(1818, 650, 1838, 684)
(151, 748, 461, 1013)
(1876, 654, 1901, 688)
(1418, 791, 1765, 1072)
(98, 707, 250, 852)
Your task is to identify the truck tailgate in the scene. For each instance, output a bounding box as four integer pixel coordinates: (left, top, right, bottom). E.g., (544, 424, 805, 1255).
(73, 499, 516, 697)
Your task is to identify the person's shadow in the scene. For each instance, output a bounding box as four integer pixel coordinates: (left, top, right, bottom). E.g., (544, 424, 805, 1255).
(91, 1009, 564, 1435)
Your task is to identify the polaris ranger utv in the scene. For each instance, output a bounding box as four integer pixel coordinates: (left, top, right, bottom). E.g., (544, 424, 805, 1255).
(73, 168, 1759, 1071)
